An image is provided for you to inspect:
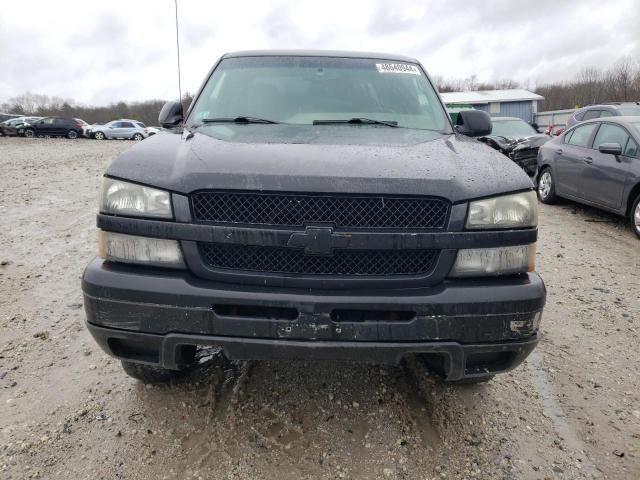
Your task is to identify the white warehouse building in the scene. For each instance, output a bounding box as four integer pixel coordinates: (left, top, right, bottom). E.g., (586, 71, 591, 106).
(441, 89, 544, 124)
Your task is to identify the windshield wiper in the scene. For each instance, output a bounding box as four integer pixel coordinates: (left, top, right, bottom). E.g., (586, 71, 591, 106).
(201, 116, 280, 124)
(313, 117, 399, 127)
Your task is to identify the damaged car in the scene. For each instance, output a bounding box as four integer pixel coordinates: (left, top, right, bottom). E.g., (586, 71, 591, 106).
(82, 50, 545, 385)
(478, 116, 551, 176)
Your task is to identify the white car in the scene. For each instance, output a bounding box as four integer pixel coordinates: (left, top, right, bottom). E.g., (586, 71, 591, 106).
(90, 119, 149, 141)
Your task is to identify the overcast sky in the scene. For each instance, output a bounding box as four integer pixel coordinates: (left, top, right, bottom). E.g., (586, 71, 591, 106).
(1, 0, 638, 105)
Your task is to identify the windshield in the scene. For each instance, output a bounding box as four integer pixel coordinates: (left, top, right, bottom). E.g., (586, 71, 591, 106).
(618, 106, 640, 116)
(188, 56, 451, 132)
(490, 119, 537, 137)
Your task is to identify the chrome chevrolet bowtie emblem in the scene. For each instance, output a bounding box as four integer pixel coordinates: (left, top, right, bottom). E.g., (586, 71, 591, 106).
(287, 227, 351, 256)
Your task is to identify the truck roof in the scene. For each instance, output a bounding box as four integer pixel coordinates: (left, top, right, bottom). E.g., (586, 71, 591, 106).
(222, 49, 418, 63)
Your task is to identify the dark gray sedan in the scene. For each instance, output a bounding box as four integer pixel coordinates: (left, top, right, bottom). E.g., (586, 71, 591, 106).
(537, 116, 640, 237)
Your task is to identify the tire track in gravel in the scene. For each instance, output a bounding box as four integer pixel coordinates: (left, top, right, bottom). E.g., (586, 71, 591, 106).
(527, 349, 602, 479)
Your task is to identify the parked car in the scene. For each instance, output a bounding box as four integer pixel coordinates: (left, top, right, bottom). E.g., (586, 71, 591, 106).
(83, 50, 545, 385)
(90, 119, 148, 140)
(537, 116, 640, 238)
(478, 116, 551, 176)
(0, 116, 40, 136)
(23, 117, 84, 139)
(566, 103, 640, 128)
(74, 118, 91, 138)
(3, 116, 43, 136)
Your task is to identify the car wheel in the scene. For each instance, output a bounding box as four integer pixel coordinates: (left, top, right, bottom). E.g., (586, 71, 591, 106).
(133, 133, 143, 141)
(23, 128, 35, 138)
(120, 361, 182, 384)
(631, 193, 640, 239)
(67, 129, 78, 139)
(537, 168, 557, 204)
(93, 131, 105, 140)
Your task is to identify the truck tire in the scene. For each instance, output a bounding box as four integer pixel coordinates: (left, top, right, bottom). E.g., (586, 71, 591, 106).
(121, 361, 182, 384)
(537, 168, 557, 204)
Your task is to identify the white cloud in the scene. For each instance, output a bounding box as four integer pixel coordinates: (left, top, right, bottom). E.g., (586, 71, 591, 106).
(0, 0, 637, 105)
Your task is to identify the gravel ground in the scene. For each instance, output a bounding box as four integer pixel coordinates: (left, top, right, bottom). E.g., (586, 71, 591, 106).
(0, 137, 639, 480)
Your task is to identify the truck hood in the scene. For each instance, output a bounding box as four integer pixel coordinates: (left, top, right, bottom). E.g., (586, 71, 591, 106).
(106, 124, 533, 203)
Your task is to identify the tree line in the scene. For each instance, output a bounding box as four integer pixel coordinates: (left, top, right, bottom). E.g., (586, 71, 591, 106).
(433, 57, 639, 111)
(2, 58, 639, 121)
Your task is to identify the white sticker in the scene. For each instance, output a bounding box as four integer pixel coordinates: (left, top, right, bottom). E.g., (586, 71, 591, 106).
(376, 63, 421, 75)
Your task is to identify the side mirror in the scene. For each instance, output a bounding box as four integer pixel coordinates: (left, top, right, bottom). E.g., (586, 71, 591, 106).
(455, 110, 492, 137)
(159, 101, 183, 128)
(598, 143, 622, 155)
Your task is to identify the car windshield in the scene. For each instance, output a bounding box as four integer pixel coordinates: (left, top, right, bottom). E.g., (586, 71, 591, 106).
(188, 56, 452, 132)
(490, 119, 537, 137)
(618, 106, 640, 116)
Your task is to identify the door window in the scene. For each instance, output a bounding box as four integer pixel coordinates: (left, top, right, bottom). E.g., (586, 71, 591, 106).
(593, 124, 629, 150)
(563, 130, 574, 143)
(110, 122, 123, 128)
(121, 122, 135, 128)
(599, 110, 613, 118)
(574, 110, 586, 121)
(582, 110, 601, 120)
(624, 137, 638, 157)
(566, 123, 597, 147)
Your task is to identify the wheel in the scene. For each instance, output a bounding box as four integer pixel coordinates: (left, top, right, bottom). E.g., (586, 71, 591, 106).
(537, 168, 557, 204)
(67, 129, 78, 139)
(93, 131, 106, 140)
(132, 133, 143, 141)
(630, 193, 640, 239)
(24, 128, 35, 138)
(121, 361, 182, 384)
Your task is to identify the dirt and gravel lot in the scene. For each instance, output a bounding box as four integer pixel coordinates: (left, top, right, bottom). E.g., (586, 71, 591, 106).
(0, 136, 639, 480)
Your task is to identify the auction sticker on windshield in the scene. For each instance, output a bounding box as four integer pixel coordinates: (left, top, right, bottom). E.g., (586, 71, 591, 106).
(376, 63, 421, 75)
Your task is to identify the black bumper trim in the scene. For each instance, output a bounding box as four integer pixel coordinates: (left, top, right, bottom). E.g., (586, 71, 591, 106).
(86, 322, 539, 381)
(96, 214, 537, 250)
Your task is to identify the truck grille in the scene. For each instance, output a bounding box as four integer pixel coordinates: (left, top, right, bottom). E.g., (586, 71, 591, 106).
(191, 191, 449, 229)
(198, 243, 439, 276)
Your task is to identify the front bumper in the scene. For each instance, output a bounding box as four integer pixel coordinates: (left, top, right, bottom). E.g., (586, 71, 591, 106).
(82, 258, 545, 381)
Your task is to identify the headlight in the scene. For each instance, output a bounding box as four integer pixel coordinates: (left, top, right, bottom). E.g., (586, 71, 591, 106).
(449, 244, 535, 278)
(98, 231, 185, 269)
(100, 178, 172, 218)
(466, 191, 537, 229)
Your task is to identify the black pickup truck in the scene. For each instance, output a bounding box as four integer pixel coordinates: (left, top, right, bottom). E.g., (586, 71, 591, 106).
(82, 50, 545, 384)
